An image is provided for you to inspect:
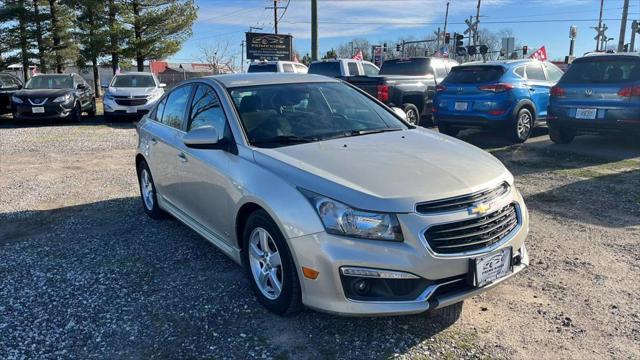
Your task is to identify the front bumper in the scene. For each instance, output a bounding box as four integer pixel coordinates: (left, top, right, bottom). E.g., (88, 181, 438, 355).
(12, 101, 74, 120)
(289, 188, 529, 316)
(103, 96, 160, 117)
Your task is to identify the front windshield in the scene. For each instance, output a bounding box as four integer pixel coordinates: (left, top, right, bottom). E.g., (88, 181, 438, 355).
(111, 75, 156, 88)
(229, 82, 407, 148)
(25, 75, 73, 89)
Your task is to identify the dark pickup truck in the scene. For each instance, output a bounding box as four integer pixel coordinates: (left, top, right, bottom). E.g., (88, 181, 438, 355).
(346, 57, 458, 125)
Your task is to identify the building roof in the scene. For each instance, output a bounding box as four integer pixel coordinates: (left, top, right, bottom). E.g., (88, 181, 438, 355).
(208, 73, 338, 88)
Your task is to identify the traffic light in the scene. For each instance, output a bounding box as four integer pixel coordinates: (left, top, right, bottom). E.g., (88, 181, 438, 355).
(467, 46, 477, 56)
(383, 43, 387, 52)
(522, 45, 528, 56)
(479, 45, 489, 55)
(444, 32, 451, 44)
(456, 46, 467, 57)
(396, 44, 401, 52)
(455, 33, 464, 47)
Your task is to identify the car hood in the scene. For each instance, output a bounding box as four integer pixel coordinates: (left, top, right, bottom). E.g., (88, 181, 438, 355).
(253, 128, 512, 213)
(107, 87, 158, 96)
(15, 88, 73, 98)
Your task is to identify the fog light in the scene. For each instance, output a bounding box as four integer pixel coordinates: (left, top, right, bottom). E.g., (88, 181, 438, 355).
(352, 279, 370, 296)
(340, 266, 419, 279)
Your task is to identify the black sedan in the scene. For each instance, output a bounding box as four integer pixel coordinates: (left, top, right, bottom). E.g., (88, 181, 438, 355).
(11, 73, 96, 122)
(0, 73, 23, 115)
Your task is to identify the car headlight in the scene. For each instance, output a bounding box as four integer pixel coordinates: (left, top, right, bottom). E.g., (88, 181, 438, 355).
(11, 96, 23, 104)
(146, 91, 162, 101)
(301, 189, 403, 241)
(104, 94, 114, 101)
(53, 94, 72, 103)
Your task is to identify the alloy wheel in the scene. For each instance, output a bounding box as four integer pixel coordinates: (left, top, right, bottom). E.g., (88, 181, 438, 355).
(406, 109, 418, 125)
(517, 112, 532, 140)
(140, 168, 154, 210)
(248, 227, 283, 300)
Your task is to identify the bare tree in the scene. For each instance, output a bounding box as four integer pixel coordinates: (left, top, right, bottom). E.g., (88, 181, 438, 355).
(198, 41, 238, 74)
(336, 38, 372, 59)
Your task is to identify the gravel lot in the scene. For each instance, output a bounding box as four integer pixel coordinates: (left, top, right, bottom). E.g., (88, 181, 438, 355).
(1, 114, 638, 359)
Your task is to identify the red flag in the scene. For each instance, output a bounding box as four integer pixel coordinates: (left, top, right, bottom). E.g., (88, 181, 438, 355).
(352, 50, 363, 61)
(529, 46, 548, 61)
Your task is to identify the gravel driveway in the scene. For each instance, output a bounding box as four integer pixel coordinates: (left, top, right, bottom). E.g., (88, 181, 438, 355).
(1, 117, 638, 359)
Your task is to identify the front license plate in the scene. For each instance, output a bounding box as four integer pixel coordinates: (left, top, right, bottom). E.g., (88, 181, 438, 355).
(472, 247, 513, 288)
(454, 102, 468, 111)
(575, 108, 597, 119)
(32, 107, 45, 114)
(126, 107, 137, 114)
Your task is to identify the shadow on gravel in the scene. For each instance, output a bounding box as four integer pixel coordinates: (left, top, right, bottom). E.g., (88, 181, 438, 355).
(0, 197, 464, 359)
(0, 116, 136, 130)
(526, 168, 640, 228)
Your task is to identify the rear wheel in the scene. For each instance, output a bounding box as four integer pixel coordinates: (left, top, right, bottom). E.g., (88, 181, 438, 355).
(437, 123, 460, 137)
(509, 108, 533, 143)
(243, 210, 302, 315)
(549, 125, 575, 144)
(70, 102, 82, 123)
(137, 161, 164, 219)
(402, 103, 421, 126)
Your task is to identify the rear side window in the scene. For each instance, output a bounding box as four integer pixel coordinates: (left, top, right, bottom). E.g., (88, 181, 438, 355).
(380, 59, 431, 76)
(282, 63, 295, 72)
(545, 63, 564, 82)
(444, 66, 505, 83)
(561, 58, 640, 83)
(248, 64, 277, 73)
(294, 64, 308, 73)
(347, 62, 360, 76)
(514, 66, 525, 78)
(160, 85, 192, 129)
(308, 62, 341, 77)
(525, 63, 547, 81)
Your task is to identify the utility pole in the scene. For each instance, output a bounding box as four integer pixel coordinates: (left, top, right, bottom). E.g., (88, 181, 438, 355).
(595, 0, 604, 51)
(311, 0, 318, 60)
(443, 2, 450, 48)
(266, 0, 286, 34)
(631, 20, 638, 52)
(618, 0, 630, 52)
(474, 0, 482, 46)
(240, 40, 245, 73)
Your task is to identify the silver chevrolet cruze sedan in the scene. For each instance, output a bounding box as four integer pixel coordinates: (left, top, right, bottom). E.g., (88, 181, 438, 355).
(135, 73, 529, 320)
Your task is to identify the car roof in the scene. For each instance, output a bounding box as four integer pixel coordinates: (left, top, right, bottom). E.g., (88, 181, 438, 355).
(208, 73, 339, 88)
(459, 59, 539, 68)
(115, 71, 155, 75)
(577, 53, 640, 60)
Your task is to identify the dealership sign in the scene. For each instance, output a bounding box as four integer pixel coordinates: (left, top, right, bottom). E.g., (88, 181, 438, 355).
(246, 32, 293, 61)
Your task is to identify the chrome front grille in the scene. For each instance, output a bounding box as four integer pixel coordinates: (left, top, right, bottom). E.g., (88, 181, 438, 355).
(424, 203, 518, 254)
(114, 97, 148, 106)
(416, 182, 510, 214)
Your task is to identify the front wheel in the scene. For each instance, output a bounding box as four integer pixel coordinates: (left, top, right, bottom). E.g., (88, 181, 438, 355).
(137, 161, 164, 219)
(243, 210, 302, 315)
(549, 125, 575, 144)
(402, 103, 421, 126)
(70, 102, 82, 123)
(509, 108, 534, 143)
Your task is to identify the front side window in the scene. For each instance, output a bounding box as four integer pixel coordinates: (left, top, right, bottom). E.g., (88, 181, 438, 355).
(525, 63, 547, 81)
(159, 85, 192, 129)
(294, 64, 308, 73)
(545, 64, 564, 82)
(25, 75, 73, 89)
(111, 75, 156, 88)
(282, 64, 295, 73)
(188, 85, 227, 132)
(0, 75, 21, 89)
(229, 82, 408, 148)
(362, 63, 379, 76)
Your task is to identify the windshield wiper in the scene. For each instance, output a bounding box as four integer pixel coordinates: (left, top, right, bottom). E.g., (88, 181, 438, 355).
(348, 128, 403, 137)
(251, 135, 316, 145)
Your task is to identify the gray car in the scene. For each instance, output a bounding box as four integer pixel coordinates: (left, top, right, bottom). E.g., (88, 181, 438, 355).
(135, 73, 529, 320)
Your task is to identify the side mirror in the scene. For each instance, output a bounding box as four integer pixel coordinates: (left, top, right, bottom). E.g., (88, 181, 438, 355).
(159, 83, 167, 88)
(77, 83, 87, 90)
(391, 107, 408, 121)
(101, 84, 109, 89)
(183, 126, 220, 149)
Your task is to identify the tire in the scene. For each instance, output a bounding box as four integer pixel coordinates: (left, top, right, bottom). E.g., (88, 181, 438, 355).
(136, 160, 164, 219)
(509, 108, 534, 143)
(437, 123, 460, 137)
(402, 103, 421, 126)
(87, 98, 96, 117)
(243, 210, 302, 316)
(549, 125, 575, 144)
(428, 301, 463, 327)
(70, 102, 82, 123)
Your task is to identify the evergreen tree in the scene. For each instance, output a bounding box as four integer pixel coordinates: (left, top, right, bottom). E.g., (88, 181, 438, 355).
(74, 0, 108, 95)
(48, 0, 77, 73)
(1, 0, 32, 80)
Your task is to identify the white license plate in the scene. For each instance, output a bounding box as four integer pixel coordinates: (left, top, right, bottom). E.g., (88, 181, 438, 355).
(32, 107, 45, 114)
(454, 102, 468, 111)
(473, 247, 512, 288)
(126, 107, 137, 114)
(575, 108, 597, 119)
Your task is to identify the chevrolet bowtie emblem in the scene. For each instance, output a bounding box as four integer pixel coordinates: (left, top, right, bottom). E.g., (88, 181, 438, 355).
(469, 203, 491, 215)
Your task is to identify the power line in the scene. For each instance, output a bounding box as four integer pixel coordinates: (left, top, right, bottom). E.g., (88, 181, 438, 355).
(282, 18, 628, 26)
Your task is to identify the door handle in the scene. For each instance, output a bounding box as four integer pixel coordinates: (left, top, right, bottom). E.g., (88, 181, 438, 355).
(529, 88, 536, 92)
(149, 138, 157, 145)
(177, 153, 188, 163)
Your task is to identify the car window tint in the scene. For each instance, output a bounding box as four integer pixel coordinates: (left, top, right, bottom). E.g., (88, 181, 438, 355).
(561, 58, 640, 83)
(160, 85, 191, 129)
(282, 63, 295, 72)
(112, 75, 156, 87)
(308, 62, 341, 77)
(294, 64, 307, 73)
(0, 75, 20, 88)
(545, 64, 564, 82)
(362, 63, 379, 76)
(514, 66, 525, 78)
(248, 64, 277, 73)
(445, 66, 505, 83)
(188, 85, 227, 132)
(526, 63, 547, 81)
(380, 58, 431, 75)
(347, 62, 360, 76)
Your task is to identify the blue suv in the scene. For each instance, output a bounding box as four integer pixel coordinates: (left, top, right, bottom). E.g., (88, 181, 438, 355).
(434, 59, 564, 143)
(547, 53, 640, 144)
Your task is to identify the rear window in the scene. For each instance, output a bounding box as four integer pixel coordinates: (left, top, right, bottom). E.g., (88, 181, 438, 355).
(561, 57, 640, 84)
(444, 66, 505, 84)
(308, 62, 341, 77)
(380, 59, 431, 76)
(248, 64, 277, 73)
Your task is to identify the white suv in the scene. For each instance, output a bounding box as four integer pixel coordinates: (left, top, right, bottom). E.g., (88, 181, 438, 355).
(247, 61, 308, 74)
(103, 72, 165, 120)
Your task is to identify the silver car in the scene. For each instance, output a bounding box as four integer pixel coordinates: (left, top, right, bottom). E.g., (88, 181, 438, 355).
(135, 74, 529, 320)
(103, 72, 165, 120)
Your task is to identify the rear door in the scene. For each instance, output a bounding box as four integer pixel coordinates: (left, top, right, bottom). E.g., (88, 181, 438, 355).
(144, 84, 193, 207)
(524, 62, 552, 118)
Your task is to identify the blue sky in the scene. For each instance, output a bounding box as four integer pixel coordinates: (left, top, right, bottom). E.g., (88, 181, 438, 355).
(169, 0, 640, 65)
